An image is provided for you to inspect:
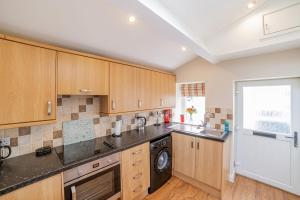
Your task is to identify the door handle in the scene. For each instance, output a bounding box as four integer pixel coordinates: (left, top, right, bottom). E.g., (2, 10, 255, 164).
(79, 89, 92, 93)
(71, 186, 77, 200)
(286, 131, 298, 148)
(47, 100, 52, 116)
(111, 100, 116, 110)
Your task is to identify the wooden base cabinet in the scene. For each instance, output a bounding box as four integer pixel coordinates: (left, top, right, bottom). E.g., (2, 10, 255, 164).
(0, 174, 64, 200)
(0, 39, 56, 128)
(121, 143, 150, 200)
(172, 132, 231, 199)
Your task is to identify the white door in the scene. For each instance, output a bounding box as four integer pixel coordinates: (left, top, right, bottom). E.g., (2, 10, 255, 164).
(235, 78, 300, 195)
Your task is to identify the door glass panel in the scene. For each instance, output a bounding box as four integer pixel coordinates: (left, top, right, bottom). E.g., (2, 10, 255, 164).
(157, 151, 169, 170)
(76, 171, 114, 200)
(243, 85, 291, 134)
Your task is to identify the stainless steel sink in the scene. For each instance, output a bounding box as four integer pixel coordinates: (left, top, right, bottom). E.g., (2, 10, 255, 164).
(168, 124, 226, 138)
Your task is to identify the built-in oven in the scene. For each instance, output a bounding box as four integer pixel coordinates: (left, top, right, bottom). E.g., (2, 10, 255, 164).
(64, 153, 121, 200)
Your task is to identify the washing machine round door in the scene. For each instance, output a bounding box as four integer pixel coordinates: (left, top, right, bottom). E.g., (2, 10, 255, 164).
(155, 148, 171, 173)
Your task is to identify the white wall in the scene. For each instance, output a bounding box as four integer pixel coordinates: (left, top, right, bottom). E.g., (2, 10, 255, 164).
(176, 47, 300, 181)
(176, 48, 300, 109)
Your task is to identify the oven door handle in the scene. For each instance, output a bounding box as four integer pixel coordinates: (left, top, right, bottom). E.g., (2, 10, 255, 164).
(71, 186, 77, 200)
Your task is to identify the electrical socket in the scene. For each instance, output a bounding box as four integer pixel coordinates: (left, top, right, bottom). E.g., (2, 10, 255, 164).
(0, 137, 10, 146)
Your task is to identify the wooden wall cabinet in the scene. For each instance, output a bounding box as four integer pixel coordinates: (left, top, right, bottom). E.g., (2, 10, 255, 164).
(109, 62, 137, 113)
(136, 68, 152, 111)
(0, 174, 63, 200)
(57, 52, 109, 95)
(100, 63, 176, 114)
(121, 143, 150, 200)
(172, 132, 230, 198)
(0, 39, 56, 128)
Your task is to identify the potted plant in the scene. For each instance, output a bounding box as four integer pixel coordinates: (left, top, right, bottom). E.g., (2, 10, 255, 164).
(186, 106, 197, 124)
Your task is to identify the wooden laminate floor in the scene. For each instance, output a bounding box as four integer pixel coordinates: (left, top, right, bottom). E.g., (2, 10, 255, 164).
(145, 175, 300, 200)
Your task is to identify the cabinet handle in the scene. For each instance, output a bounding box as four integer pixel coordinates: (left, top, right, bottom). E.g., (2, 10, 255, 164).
(132, 172, 143, 180)
(79, 89, 92, 93)
(138, 100, 142, 108)
(133, 185, 143, 193)
(197, 142, 199, 150)
(71, 186, 77, 200)
(132, 160, 143, 167)
(112, 100, 116, 110)
(160, 99, 163, 106)
(131, 150, 142, 155)
(47, 100, 52, 116)
(191, 141, 194, 149)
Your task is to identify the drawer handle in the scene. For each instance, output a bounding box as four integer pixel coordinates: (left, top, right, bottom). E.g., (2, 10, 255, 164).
(132, 172, 143, 180)
(133, 185, 143, 193)
(131, 150, 142, 155)
(80, 89, 92, 93)
(93, 163, 100, 168)
(132, 160, 142, 167)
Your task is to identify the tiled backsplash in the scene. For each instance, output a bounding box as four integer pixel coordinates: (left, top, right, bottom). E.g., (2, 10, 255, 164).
(205, 107, 233, 130)
(0, 96, 164, 158)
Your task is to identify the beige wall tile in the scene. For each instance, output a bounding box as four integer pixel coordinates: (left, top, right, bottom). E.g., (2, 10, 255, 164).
(19, 144, 31, 155)
(43, 131, 53, 141)
(10, 147, 19, 158)
(31, 141, 43, 151)
(53, 138, 63, 147)
(4, 128, 18, 138)
(18, 135, 31, 146)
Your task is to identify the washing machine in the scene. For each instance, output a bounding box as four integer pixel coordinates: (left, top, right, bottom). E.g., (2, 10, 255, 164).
(148, 134, 172, 193)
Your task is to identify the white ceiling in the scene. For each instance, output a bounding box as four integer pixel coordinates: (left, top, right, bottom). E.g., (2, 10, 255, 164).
(1, 0, 300, 70)
(139, 0, 300, 64)
(0, 0, 196, 71)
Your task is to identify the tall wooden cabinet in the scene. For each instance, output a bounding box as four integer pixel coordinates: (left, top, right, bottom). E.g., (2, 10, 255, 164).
(57, 52, 109, 95)
(0, 39, 56, 128)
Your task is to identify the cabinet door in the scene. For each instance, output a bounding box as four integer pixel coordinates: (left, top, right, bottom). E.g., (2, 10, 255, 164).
(121, 143, 150, 200)
(172, 132, 196, 178)
(167, 74, 176, 107)
(0, 174, 63, 200)
(150, 71, 161, 109)
(194, 137, 223, 189)
(0, 40, 56, 126)
(58, 52, 109, 95)
(136, 68, 152, 110)
(110, 62, 137, 113)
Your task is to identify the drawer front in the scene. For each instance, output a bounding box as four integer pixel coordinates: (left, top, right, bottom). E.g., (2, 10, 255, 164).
(121, 143, 150, 200)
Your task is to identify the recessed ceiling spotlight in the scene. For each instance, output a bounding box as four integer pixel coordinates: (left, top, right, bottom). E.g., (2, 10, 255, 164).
(181, 46, 187, 51)
(128, 16, 136, 23)
(247, 1, 256, 9)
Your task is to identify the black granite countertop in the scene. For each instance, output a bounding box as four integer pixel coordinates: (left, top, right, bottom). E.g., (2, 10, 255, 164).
(0, 123, 230, 195)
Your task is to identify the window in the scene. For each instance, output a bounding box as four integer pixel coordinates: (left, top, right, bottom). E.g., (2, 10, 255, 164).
(243, 85, 291, 134)
(173, 83, 206, 125)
